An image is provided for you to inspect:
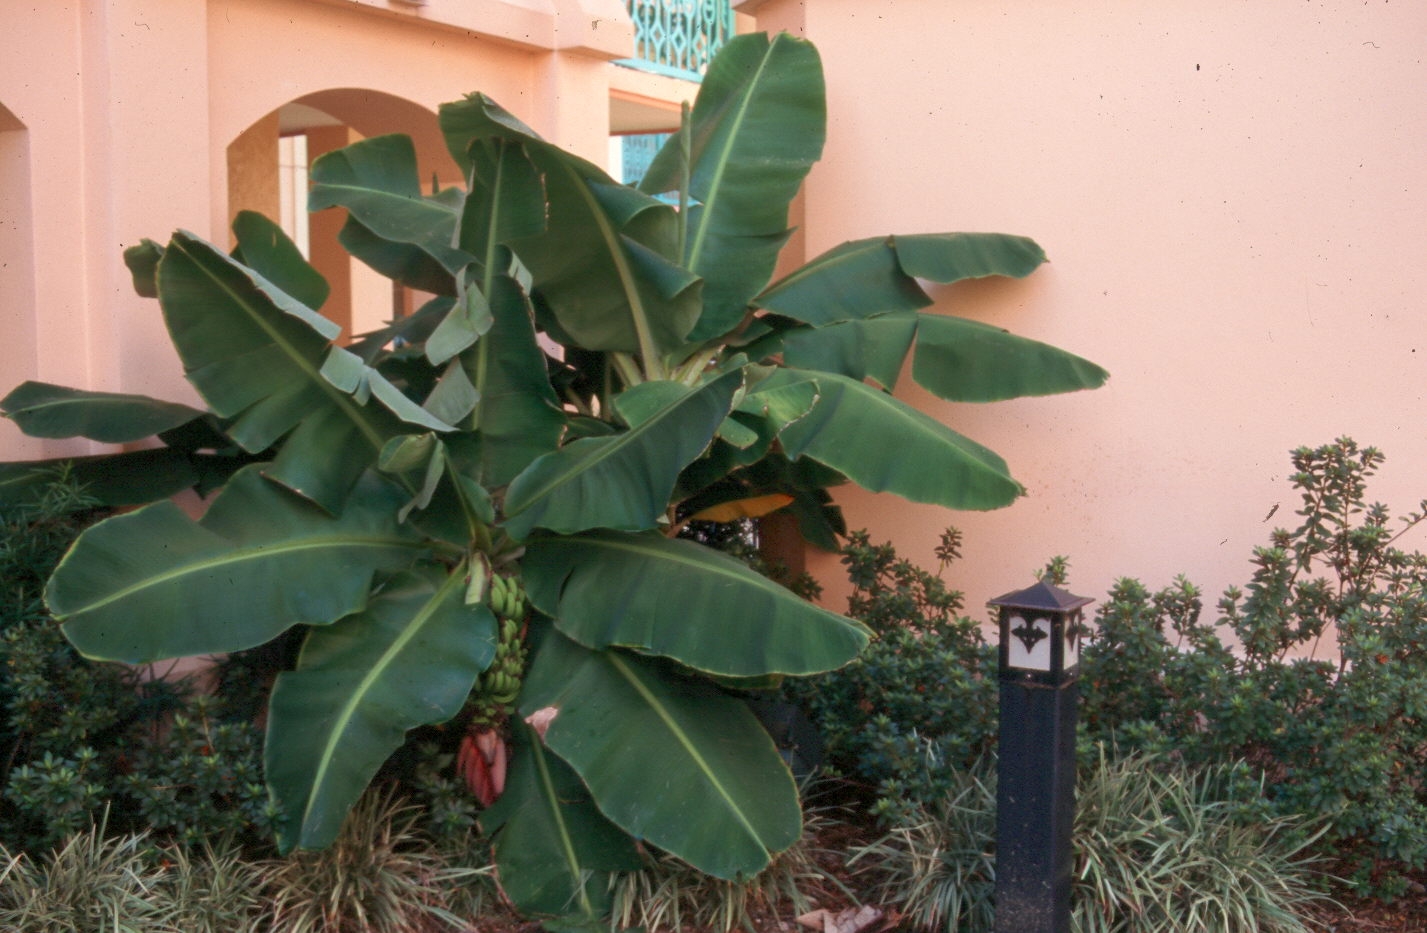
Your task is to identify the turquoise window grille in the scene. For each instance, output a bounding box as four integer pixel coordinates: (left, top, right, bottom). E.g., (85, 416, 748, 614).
(621, 133, 670, 187)
(618, 0, 734, 82)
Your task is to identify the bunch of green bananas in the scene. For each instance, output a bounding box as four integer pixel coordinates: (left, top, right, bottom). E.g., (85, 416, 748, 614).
(469, 574, 529, 724)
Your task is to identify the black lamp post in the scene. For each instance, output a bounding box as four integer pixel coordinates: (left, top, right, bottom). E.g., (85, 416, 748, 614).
(988, 578, 1093, 933)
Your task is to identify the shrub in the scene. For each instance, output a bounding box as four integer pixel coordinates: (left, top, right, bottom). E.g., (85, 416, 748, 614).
(0, 476, 274, 852)
(786, 527, 998, 819)
(1080, 438, 1427, 893)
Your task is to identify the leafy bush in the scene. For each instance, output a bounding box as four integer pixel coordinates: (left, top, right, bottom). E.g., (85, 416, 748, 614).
(0, 476, 273, 852)
(786, 527, 998, 819)
(1080, 438, 1427, 893)
(857, 750, 1332, 933)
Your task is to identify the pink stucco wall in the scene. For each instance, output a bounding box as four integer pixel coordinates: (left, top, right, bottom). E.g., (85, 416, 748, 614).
(744, 0, 1427, 618)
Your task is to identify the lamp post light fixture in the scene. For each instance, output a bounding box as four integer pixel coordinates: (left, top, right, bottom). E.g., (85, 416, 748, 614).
(988, 578, 1093, 933)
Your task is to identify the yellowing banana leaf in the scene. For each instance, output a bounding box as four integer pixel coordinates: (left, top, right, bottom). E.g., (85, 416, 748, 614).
(502, 371, 740, 540)
(776, 371, 1024, 510)
(49, 465, 426, 663)
(522, 530, 867, 677)
(912, 313, 1110, 402)
(687, 493, 794, 523)
(640, 33, 825, 342)
(481, 722, 640, 920)
(1, 382, 204, 444)
(267, 564, 494, 852)
(519, 631, 803, 880)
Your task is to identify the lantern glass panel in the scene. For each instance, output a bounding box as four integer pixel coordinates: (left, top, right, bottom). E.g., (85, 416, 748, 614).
(1064, 611, 1081, 669)
(1006, 614, 1053, 671)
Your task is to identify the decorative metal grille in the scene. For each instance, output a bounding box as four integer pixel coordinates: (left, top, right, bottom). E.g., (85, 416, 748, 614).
(620, 0, 734, 81)
(621, 133, 670, 186)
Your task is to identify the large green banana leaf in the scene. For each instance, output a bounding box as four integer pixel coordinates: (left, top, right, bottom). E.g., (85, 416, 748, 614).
(0, 382, 204, 444)
(912, 313, 1110, 402)
(520, 631, 802, 880)
(522, 530, 867, 676)
(457, 273, 565, 487)
(230, 210, 332, 311)
(639, 33, 825, 343)
(439, 95, 700, 362)
(0, 449, 200, 509)
(776, 370, 1024, 510)
(502, 371, 740, 540)
(756, 233, 1047, 326)
(266, 564, 493, 852)
(48, 465, 426, 663)
(308, 134, 472, 289)
(482, 722, 641, 920)
(780, 311, 920, 391)
(458, 138, 546, 273)
(158, 231, 447, 512)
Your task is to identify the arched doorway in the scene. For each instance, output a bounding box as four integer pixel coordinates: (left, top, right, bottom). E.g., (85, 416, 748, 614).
(224, 90, 457, 340)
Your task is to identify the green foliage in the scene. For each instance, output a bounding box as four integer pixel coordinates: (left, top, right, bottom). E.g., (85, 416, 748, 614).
(608, 793, 846, 933)
(858, 751, 1332, 933)
(260, 787, 492, 933)
(0, 823, 269, 933)
(0, 32, 1106, 925)
(0, 476, 274, 852)
(1080, 438, 1427, 893)
(787, 527, 999, 819)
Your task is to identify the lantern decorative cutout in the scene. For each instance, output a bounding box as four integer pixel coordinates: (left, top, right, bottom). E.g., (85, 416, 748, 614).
(988, 578, 1093, 685)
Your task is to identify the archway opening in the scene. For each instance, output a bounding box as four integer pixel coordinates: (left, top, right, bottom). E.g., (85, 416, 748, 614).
(225, 90, 458, 340)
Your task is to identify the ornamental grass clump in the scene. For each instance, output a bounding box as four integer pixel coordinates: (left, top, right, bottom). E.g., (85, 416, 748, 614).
(858, 751, 1333, 933)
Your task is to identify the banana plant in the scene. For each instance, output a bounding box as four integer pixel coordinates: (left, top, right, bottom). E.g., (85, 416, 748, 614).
(0, 32, 1107, 924)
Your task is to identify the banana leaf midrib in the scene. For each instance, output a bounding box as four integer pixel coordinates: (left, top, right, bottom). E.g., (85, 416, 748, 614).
(756, 239, 889, 304)
(172, 238, 389, 457)
(466, 150, 508, 434)
(684, 40, 777, 275)
(559, 159, 663, 368)
(605, 651, 766, 853)
(312, 180, 463, 218)
(547, 532, 824, 603)
(504, 380, 724, 517)
(300, 561, 468, 834)
(530, 735, 597, 917)
(57, 532, 429, 618)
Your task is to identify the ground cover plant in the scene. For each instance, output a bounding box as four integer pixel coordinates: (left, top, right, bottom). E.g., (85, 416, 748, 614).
(0, 30, 1106, 927)
(857, 750, 1333, 933)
